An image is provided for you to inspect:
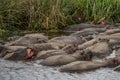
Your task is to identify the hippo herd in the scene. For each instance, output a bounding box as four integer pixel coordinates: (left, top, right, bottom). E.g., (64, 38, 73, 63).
(0, 23, 120, 73)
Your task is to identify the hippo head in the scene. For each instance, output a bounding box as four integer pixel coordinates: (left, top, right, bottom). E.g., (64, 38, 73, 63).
(97, 38, 109, 43)
(104, 58, 119, 67)
(79, 50, 92, 61)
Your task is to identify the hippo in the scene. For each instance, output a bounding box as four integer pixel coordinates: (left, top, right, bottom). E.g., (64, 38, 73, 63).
(36, 50, 67, 59)
(70, 30, 98, 38)
(30, 43, 56, 52)
(3, 46, 35, 60)
(49, 36, 77, 43)
(2, 43, 56, 60)
(5, 33, 48, 46)
(0, 44, 10, 57)
(40, 50, 92, 66)
(48, 36, 85, 45)
(40, 55, 77, 66)
(48, 36, 86, 49)
(104, 29, 120, 35)
(86, 38, 112, 58)
(60, 58, 118, 72)
(95, 34, 120, 41)
(82, 28, 106, 33)
(64, 23, 103, 31)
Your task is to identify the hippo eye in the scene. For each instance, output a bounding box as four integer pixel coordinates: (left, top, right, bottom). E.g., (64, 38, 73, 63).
(73, 44, 77, 47)
(107, 39, 110, 42)
(37, 38, 39, 40)
(80, 52, 84, 55)
(98, 38, 102, 41)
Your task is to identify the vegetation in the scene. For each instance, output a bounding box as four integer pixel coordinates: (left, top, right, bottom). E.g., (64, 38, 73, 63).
(0, 0, 120, 38)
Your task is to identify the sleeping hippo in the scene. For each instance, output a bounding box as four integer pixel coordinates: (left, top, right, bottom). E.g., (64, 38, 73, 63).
(40, 50, 92, 66)
(40, 55, 77, 66)
(60, 58, 118, 72)
(5, 33, 48, 46)
(3, 46, 35, 60)
(48, 36, 86, 45)
(0, 44, 10, 57)
(36, 50, 67, 59)
(86, 38, 112, 58)
(64, 23, 102, 31)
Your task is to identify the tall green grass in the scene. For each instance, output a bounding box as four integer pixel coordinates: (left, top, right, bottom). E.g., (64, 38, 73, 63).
(0, 0, 120, 38)
(72, 0, 120, 22)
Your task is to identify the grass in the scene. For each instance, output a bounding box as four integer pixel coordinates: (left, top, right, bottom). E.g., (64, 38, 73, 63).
(0, 0, 120, 38)
(72, 0, 120, 23)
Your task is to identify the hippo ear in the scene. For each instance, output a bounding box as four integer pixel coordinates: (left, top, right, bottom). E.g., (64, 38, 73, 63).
(98, 38, 102, 41)
(73, 43, 78, 47)
(80, 36, 85, 40)
(107, 39, 110, 42)
(80, 50, 84, 55)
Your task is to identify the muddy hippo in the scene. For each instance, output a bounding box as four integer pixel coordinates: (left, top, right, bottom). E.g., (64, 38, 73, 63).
(40, 55, 77, 66)
(3, 46, 27, 60)
(48, 36, 85, 45)
(30, 43, 56, 52)
(64, 23, 102, 31)
(0, 44, 10, 57)
(86, 39, 112, 58)
(5, 33, 48, 46)
(3, 43, 57, 60)
(70, 30, 98, 38)
(104, 29, 120, 35)
(40, 50, 92, 66)
(3, 46, 36, 60)
(36, 50, 67, 59)
(79, 28, 106, 34)
(95, 34, 120, 41)
(60, 58, 118, 72)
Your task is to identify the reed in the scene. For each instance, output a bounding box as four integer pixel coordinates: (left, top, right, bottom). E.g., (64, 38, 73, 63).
(0, 0, 120, 37)
(72, 0, 120, 23)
